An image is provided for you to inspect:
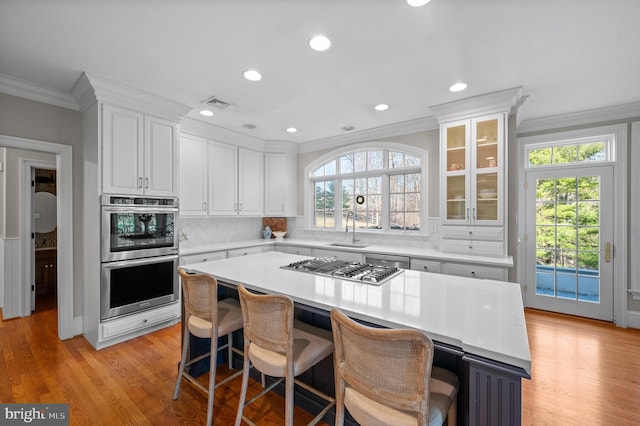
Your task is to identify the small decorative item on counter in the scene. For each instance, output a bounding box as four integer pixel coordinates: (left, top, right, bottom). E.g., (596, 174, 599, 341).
(263, 225, 272, 239)
(272, 231, 287, 241)
(450, 163, 464, 171)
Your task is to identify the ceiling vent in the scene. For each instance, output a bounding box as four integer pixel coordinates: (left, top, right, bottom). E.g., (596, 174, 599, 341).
(202, 95, 233, 110)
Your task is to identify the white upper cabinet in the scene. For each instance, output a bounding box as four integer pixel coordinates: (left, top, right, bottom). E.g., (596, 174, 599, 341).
(188, 140, 263, 216)
(264, 152, 297, 217)
(430, 87, 523, 258)
(102, 104, 177, 196)
(179, 134, 208, 216)
(237, 147, 264, 216)
(441, 113, 505, 226)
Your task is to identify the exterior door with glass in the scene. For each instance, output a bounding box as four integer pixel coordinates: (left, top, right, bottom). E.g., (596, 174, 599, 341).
(524, 165, 613, 321)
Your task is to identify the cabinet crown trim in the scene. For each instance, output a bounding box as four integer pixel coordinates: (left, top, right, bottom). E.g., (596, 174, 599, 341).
(429, 87, 523, 124)
(72, 72, 192, 120)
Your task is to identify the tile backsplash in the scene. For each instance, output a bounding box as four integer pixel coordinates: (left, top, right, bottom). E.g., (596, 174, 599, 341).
(179, 217, 264, 249)
(180, 216, 440, 250)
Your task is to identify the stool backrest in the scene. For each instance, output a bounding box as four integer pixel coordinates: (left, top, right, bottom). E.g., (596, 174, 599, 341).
(237, 284, 294, 355)
(178, 268, 218, 324)
(330, 308, 434, 418)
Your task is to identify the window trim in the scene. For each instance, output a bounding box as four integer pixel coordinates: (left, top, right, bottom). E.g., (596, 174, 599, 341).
(304, 142, 429, 234)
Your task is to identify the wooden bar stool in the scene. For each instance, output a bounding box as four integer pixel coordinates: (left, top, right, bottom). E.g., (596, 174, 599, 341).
(235, 284, 336, 426)
(330, 308, 459, 426)
(173, 268, 244, 426)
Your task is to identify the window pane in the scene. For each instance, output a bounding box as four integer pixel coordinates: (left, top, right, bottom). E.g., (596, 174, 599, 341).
(324, 160, 336, 176)
(314, 180, 335, 228)
(529, 147, 552, 166)
(368, 150, 383, 170)
(368, 176, 382, 193)
(553, 145, 578, 164)
(354, 152, 367, 172)
(340, 154, 354, 174)
(405, 154, 421, 167)
(578, 142, 605, 162)
(390, 175, 404, 192)
(406, 173, 420, 192)
(389, 151, 404, 168)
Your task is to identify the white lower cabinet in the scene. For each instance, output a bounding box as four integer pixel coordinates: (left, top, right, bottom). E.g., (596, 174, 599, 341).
(283, 246, 313, 256)
(442, 262, 507, 281)
(410, 258, 442, 274)
(180, 250, 228, 266)
(227, 246, 264, 258)
(440, 225, 505, 257)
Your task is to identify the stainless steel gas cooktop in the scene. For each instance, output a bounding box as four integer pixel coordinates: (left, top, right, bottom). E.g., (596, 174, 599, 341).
(280, 257, 403, 285)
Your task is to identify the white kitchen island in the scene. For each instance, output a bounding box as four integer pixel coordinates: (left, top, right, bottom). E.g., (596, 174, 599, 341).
(187, 251, 531, 425)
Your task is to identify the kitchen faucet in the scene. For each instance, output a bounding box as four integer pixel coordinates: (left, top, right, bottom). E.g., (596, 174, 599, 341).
(345, 211, 359, 244)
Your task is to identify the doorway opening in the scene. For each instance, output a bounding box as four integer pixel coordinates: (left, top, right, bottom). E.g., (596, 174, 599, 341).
(0, 134, 74, 340)
(33, 166, 58, 313)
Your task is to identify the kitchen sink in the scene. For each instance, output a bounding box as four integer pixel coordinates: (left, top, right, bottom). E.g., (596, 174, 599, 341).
(328, 243, 370, 248)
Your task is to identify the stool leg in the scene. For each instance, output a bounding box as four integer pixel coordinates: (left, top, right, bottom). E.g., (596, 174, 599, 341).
(285, 374, 294, 426)
(206, 331, 218, 426)
(228, 332, 233, 369)
(173, 326, 191, 400)
(234, 343, 252, 426)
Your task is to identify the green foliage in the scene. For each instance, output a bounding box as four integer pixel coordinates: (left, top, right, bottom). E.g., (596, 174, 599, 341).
(535, 175, 601, 270)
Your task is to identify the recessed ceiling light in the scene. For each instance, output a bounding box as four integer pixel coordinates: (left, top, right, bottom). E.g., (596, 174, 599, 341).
(407, 0, 432, 6)
(309, 35, 331, 51)
(374, 104, 389, 111)
(449, 82, 468, 92)
(286, 127, 298, 133)
(243, 124, 256, 129)
(199, 109, 214, 117)
(243, 70, 262, 81)
(342, 125, 355, 131)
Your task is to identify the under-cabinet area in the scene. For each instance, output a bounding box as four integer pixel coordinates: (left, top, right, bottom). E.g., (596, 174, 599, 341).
(180, 239, 511, 282)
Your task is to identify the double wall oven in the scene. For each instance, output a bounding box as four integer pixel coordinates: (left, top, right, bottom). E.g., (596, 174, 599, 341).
(100, 194, 179, 321)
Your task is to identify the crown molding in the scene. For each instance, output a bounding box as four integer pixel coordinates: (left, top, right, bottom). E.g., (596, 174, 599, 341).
(264, 140, 298, 154)
(71, 72, 192, 121)
(298, 115, 438, 154)
(0, 73, 79, 111)
(517, 100, 640, 135)
(180, 117, 266, 150)
(429, 87, 524, 124)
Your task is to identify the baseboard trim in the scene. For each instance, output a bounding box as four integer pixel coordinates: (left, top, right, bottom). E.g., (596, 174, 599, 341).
(74, 315, 83, 336)
(626, 310, 640, 329)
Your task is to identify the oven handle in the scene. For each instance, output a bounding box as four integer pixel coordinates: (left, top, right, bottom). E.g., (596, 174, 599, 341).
(101, 205, 179, 214)
(102, 254, 179, 269)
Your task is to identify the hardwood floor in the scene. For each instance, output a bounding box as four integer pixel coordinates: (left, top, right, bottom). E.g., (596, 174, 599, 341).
(2, 298, 639, 425)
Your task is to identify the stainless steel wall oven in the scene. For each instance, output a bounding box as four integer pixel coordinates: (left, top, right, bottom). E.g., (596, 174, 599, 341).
(100, 195, 179, 321)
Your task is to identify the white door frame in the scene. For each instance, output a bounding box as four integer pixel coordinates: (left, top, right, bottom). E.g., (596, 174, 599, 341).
(23, 160, 57, 313)
(517, 123, 627, 326)
(1, 134, 73, 339)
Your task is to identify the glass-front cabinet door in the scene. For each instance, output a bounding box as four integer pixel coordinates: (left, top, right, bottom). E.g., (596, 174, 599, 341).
(442, 113, 504, 225)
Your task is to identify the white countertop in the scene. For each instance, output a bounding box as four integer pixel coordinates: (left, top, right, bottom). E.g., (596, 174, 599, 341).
(187, 251, 530, 374)
(180, 238, 514, 267)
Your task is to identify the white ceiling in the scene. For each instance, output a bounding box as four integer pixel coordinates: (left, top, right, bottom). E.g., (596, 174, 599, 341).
(2, 0, 640, 144)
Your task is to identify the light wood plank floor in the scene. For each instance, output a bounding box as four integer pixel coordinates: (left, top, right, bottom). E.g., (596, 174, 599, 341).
(2, 296, 640, 425)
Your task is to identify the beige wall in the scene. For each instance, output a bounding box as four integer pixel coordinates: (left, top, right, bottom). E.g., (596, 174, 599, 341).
(0, 93, 84, 316)
(297, 128, 441, 216)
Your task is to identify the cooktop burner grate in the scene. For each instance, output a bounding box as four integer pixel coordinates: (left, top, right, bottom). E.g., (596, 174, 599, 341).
(281, 257, 403, 284)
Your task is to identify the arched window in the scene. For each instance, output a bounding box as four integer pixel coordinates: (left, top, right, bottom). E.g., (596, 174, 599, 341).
(306, 144, 427, 233)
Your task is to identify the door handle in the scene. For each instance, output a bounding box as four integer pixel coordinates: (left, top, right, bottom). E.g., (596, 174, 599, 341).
(605, 242, 611, 263)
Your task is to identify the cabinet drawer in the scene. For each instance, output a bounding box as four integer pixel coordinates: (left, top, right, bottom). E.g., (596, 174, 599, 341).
(227, 246, 263, 258)
(443, 262, 507, 281)
(440, 226, 504, 241)
(440, 239, 505, 257)
(283, 246, 313, 256)
(410, 258, 441, 274)
(180, 251, 227, 265)
(101, 303, 179, 340)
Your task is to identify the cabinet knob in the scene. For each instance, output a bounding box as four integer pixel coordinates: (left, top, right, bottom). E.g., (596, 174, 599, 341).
(423, 266, 428, 270)
(471, 271, 476, 277)
(468, 231, 472, 235)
